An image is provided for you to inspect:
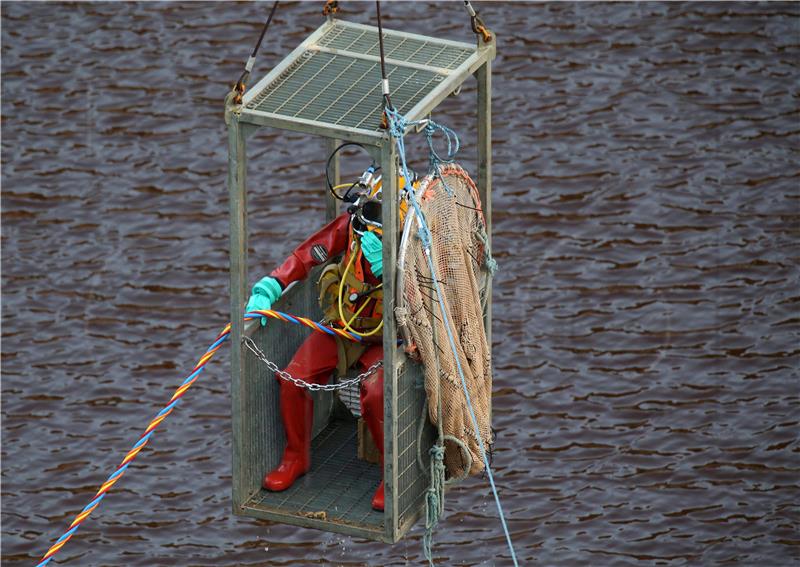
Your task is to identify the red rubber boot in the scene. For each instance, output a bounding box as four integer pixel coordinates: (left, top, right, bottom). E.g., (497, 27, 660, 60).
(360, 348, 385, 511)
(263, 332, 339, 491)
(263, 379, 313, 491)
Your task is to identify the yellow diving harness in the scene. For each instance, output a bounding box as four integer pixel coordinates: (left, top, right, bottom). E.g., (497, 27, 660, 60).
(318, 173, 413, 341)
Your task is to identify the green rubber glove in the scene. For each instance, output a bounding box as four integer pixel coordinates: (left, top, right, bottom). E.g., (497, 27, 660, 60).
(246, 276, 282, 326)
(360, 231, 383, 279)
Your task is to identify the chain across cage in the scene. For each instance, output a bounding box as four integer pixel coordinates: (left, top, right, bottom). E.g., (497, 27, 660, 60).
(243, 336, 381, 392)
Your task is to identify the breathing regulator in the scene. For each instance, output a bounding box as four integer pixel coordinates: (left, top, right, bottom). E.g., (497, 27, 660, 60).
(325, 142, 418, 238)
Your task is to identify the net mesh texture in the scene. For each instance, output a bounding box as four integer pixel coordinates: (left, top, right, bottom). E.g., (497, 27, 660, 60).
(396, 163, 493, 479)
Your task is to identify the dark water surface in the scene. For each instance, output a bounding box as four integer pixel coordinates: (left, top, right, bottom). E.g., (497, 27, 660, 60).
(2, 2, 799, 565)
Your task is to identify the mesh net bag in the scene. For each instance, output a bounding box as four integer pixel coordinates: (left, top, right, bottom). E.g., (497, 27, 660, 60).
(396, 163, 493, 479)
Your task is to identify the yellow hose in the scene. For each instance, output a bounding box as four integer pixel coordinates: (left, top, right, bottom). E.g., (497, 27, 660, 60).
(332, 182, 365, 200)
(338, 243, 384, 338)
(346, 295, 371, 325)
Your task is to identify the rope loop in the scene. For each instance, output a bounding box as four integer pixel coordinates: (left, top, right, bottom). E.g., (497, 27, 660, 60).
(424, 120, 460, 167)
(422, 119, 459, 195)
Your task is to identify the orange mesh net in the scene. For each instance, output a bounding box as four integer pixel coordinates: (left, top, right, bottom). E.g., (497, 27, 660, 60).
(396, 163, 493, 479)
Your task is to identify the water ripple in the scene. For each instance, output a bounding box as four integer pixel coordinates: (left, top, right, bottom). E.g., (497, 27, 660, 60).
(3, 1, 799, 566)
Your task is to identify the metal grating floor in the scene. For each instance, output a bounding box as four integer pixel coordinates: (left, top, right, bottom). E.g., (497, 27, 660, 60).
(244, 419, 384, 530)
(244, 20, 474, 132)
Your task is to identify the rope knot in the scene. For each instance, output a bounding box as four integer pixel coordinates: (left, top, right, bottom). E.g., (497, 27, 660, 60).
(423, 442, 447, 566)
(417, 225, 432, 250)
(430, 444, 446, 461)
(485, 256, 498, 276)
(385, 107, 406, 139)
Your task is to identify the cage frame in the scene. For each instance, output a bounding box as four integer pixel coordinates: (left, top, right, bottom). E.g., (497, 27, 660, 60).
(226, 17, 495, 543)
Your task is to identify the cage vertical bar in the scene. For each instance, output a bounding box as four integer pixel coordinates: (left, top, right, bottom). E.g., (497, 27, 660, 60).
(227, 105, 249, 512)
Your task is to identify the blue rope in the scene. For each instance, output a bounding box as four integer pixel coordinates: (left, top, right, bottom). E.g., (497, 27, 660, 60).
(386, 107, 519, 566)
(424, 121, 459, 195)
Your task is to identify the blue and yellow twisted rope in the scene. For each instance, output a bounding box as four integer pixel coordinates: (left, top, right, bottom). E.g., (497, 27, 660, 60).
(36, 311, 360, 566)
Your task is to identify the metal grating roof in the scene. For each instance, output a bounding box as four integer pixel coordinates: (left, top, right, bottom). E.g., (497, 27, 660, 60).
(243, 20, 475, 134)
(316, 23, 472, 71)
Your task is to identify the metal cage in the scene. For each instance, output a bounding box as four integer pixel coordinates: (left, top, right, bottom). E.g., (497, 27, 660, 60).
(226, 17, 495, 543)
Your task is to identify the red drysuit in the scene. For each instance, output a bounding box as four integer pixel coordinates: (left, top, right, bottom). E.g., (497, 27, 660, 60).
(262, 212, 385, 511)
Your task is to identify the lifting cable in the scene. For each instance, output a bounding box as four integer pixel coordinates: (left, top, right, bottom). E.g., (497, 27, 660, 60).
(375, 1, 393, 113)
(233, 1, 279, 105)
(375, 3, 516, 566)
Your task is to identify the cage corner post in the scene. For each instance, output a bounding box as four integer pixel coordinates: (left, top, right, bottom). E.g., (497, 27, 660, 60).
(380, 135, 401, 542)
(227, 107, 249, 514)
(476, 58, 492, 347)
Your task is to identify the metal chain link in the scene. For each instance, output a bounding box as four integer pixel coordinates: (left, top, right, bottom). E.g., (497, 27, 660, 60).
(243, 336, 382, 392)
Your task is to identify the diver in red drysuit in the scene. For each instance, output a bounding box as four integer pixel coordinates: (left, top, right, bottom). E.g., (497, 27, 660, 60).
(246, 205, 386, 511)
